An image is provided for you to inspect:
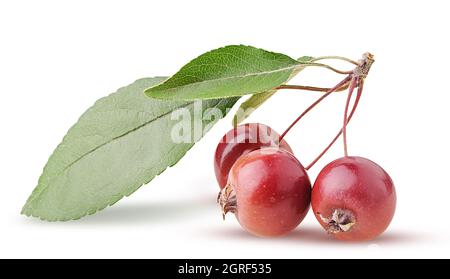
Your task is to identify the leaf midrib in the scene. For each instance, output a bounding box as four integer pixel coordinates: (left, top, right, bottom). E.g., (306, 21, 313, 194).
(147, 64, 300, 95)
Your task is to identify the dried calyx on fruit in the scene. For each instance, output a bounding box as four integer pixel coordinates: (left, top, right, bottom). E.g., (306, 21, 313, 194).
(318, 209, 356, 234)
(217, 182, 236, 219)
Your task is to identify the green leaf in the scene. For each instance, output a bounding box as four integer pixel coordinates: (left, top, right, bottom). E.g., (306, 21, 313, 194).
(232, 56, 314, 125)
(144, 45, 301, 100)
(22, 77, 238, 221)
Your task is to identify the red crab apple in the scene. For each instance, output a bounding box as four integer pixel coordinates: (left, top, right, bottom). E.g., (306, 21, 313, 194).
(311, 156, 396, 241)
(214, 123, 292, 189)
(218, 148, 311, 237)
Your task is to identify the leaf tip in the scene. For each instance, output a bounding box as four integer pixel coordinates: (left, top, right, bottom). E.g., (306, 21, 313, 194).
(20, 202, 31, 216)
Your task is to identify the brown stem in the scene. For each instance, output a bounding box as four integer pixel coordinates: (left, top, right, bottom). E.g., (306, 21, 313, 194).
(279, 53, 373, 168)
(276, 83, 349, 93)
(279, 76, 352, 141)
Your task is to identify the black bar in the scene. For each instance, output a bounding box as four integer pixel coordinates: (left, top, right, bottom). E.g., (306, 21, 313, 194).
(0, 259, 448, 277)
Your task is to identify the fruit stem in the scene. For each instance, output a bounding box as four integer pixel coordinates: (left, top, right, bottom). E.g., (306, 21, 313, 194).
(343, 77, 358, 157)
(311, 56, 359, 65)
(279, 76, 352, 142)
(280, 53, 374, 168)
(305, 80, 364, 170)
(276, 83, 349, 92)
(340, 53, 374, 157)
(299, 62, 353, 75)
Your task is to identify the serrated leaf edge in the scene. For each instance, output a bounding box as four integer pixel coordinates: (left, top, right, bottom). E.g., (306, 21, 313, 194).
(144, 45, 301, 100)
(21, 82, 237, 221)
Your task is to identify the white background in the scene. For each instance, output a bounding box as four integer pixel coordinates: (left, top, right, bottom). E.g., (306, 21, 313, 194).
(1, 0, 449, 259)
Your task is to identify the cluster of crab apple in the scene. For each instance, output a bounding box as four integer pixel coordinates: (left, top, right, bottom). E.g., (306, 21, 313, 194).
(213, 54, 396, 241)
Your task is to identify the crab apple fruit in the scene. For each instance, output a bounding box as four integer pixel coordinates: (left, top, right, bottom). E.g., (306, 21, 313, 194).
(214, 123, 292, 189)
(311, 156, 396, 241)
(218, 148, 311, 237)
